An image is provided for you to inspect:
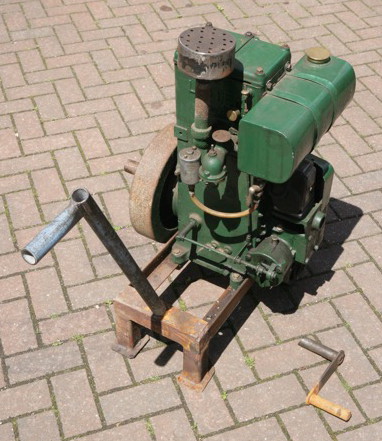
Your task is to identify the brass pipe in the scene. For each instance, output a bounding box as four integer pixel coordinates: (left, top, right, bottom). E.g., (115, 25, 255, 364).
(190, 192, 256, 219)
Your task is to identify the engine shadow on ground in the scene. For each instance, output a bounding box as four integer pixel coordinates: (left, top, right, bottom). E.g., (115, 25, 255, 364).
(147, 197, 362, 370)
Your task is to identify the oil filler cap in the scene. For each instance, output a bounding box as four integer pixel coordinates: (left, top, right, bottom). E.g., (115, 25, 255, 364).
(305, 47, 331, 64)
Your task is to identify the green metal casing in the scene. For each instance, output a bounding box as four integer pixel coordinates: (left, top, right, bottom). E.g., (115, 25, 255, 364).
(172, 31, 353, 283)
(237, 55, 356, 183)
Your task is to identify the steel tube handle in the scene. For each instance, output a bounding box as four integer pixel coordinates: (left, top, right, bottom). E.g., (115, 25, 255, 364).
(22, 188, 166, 316)
(22, 200, 83, 265)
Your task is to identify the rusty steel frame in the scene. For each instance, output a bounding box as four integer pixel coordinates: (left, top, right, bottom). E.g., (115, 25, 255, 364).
(113, 235, 253, 391)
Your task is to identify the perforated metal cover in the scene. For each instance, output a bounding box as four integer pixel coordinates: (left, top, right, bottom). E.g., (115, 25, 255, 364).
(177, 24, 236, 80)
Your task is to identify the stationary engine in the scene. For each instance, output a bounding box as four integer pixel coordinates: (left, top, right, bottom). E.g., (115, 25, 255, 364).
(129, 24, 355, 288)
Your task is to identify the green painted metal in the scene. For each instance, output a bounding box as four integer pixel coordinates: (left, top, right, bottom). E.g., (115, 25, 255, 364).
(237, 54, 356, 183)
(170, 29, 354, 286)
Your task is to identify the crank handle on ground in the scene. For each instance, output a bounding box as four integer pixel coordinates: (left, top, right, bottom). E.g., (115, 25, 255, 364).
(299, 337, 352, 421)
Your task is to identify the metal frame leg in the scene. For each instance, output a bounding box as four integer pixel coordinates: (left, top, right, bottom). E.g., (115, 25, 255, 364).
(177, 344, 215, 391)
(112, 315, 149, 359)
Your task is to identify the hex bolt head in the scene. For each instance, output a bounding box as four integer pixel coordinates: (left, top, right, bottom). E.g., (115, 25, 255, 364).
(256, 66, 264, 74)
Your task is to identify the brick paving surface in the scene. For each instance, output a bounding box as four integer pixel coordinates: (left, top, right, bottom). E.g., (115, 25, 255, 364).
(0, 0, 382, 440)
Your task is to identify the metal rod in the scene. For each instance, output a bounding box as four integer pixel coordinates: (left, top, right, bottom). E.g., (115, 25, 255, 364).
(298, 337, 339, 362)
(22, 200, 83, 265)
(22, 188, 167, 316)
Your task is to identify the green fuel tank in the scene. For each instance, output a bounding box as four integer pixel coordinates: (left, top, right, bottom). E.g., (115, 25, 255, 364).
(237, 50, 356, 183)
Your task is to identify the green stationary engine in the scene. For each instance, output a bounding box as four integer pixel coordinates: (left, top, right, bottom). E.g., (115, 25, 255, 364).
(129, 24, 355, 288)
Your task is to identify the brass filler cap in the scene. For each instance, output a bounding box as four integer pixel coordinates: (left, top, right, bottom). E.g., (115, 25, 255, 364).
(305, 47, 331, 64)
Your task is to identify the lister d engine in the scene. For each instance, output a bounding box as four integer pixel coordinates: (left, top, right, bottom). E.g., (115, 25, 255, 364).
(129, 24, 356, 288)
(22, 24, 356, 390)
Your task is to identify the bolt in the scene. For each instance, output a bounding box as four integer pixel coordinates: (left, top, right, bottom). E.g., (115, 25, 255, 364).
(187, 149, 193, 155)
(172, 248, 181, 256)
(192, 146, 197, 150)
(256, 66, 264, 74)
(282, 43, 290, 49)
(245, 31, 253, 37)
(231, 273, 243, 282)
(206, 22, 212, 27)
(208, 149, 217, 157)
(285, 61, 292, 72)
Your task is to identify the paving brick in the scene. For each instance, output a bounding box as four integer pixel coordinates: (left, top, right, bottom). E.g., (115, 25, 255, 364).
(55, 146, 89, 180)
(66, 97, 114, 117)
(83, 332, 132, 391)
(6, 341, 82, 383)
(229, 375, 305, 422)
(0, 174, 30, 195)
(0, 381, 51, 420)
(269, 301, 342, 340)
(79, 422, 151, 441)
(325, 215, 380, 244)
(85, 81, 132, 99)
(291, 270, 356, 306)
(6, 82, 54, 100)
(87, 1, 113, 19)
(175, 379, 233, 434)
(338, 421, 382, 441)
(55, 77, 85, 104)
(128, 114, 174, 135)
(212, 328, 255, 390)
(96, 110, 129, 138)
(334, 293, 382, 348)
(0, 275, 25, 302)
(67, 275, 126, 308)
(35, 93, 65, 121)
(319, 144, 362, 177)
(25, 267, 68, 319)
(206, 418, 287, 441)
(73, 63, 103, 88)
(0, 128, 21, 159)
(348, 262, 382, 311)
(252, 340, 319, 379)
(52, 369, 101, 437)
(18, 411, 60, 441)
(0, 424, 15, 441)
(18, 49, 45, 73)
(32, 168, 67, 204)
(107, 36, 135, 59)
(114, 93, 146, 122)
(308, 241, 369, 274)
(0, 97, 34, 117)
(101, 377, 180, 424)
(318, 326, 379, 386)
(66, 172, 125, 195)
(344, 106, 381, 136)
(14, 111, 44, 140)
(128, 343, 182, 381)
(22, 133, 75, 154)
(92, 49, 121, 72)
(65, 40, 109, 55)
(0, 64, 25, 88)
(0, 250, 44, 278)
(360, 233, 382, 268)
(151, 409, 195, 440)
(281, 406, 332, 441)
(7, 190, 41, 230)
(45, 115, 97, 135)
(76, 127, 110, 159)
(0, 298, 37, 354)
(40, 305, 111, 344)
(0, 213, 14, 253)
(26, 67, 73, 84)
